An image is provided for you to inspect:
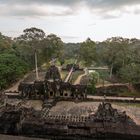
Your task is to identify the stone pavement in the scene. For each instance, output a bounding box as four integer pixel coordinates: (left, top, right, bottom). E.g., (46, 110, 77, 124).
(88, 95, 140, 102)
(0, 134, 49, 140)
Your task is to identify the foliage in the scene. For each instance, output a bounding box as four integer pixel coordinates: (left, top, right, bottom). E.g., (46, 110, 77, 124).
(14, 27, 46, 66)
(0, 32, 30, 90)
(0, 28, 64, 90)
(97, 37, 140, 84)
(41, 34, 64, 63)
(119, 64, 140, 84)
(0, 53, 29, 90)
(79, 38, 96, 66)
(1, 28, 140, 90)
(0, 33, 13, 52)
(98, 37, 130, 74)
(89, 72, 99, 84)
(63, 43, 81, 59)
(87, 72, 99, 95)
(13, 42, 35, 67)
(98, 70, 110, 81)
(16, 27, 46, 42)
(15, 28, 64, 66)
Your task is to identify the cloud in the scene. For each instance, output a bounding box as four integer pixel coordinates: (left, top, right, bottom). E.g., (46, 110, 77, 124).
(0, 0, 140, 18)
(0, 4, 74, 17)
(88, 23, 96, 26)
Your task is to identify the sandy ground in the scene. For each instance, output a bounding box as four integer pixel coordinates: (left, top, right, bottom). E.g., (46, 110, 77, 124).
(23, 72, 46, 82)
(5, 72, 46, 92)
(5, 73, 31, 92)
(49, 101, 99, 116)
(6, 99, 43, 111)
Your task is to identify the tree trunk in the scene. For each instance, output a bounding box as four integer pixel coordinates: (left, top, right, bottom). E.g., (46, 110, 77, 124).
(110, 63, 113, 79)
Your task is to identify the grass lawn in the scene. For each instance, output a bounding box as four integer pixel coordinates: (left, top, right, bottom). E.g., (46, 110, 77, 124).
(71, 71, 84, 84)
(60, 70, 69, 81)
(60, 70, 84, 83)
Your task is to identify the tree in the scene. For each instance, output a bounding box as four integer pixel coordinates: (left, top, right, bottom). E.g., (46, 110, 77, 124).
(100, 37, 130, 78)
(63, 43, 81, 59)
(0, 53, 29, 90)
(87, 72, 99, 95)
(0, 32, 12, 52)
(119, 64, 140, 84)
(41, 34, 64, 63)
(79, 38, 96, 66)
(47, 34, 64, 58)
(15, 28, 64, 66)
(13, 43, 35, 67)
(16, 27, 45, 42)
(14, 27, 46, 66)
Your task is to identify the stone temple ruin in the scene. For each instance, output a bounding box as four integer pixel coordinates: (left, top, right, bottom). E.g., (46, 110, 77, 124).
(18, 65, 87, 100)
(1, 64, 140, 139)
(0, 96, 139, 140)
(91, 102, 130, 122)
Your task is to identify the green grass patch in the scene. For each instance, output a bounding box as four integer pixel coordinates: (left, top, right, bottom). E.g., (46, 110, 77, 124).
(60, 70, 69, 81)
(63, 59, 75, 66)
(71, 71, 84, 84)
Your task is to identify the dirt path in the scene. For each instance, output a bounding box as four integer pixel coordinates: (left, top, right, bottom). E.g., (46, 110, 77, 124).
(5, 73, 31, 92)
(96, 83, 129, 88)
(5, 71, 46, 92)
(74, 72, 86, 85)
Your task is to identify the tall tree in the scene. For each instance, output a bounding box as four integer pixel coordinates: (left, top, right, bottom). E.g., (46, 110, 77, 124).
(41, 34, 64, 63)
(79, 38, 96, 66)
(119, 64, 140, 84)
(15, 28, 64, 66)
(0, 32, 12, 52)
(14, 27, 46, 66)
(101, 37, 130, 78)
(16, 27, 45, 42)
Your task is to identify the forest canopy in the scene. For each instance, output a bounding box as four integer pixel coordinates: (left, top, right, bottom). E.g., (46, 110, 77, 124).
(0, 27, 140, 90)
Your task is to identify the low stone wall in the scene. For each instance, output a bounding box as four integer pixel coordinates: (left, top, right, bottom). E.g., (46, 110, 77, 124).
(96, 85, 130, 96)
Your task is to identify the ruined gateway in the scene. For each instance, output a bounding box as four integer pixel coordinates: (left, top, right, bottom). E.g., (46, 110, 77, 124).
(1, 65, 140, 139)
(18, 65, 87, 100)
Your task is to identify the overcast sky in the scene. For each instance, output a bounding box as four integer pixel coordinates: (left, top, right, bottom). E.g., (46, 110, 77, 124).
(0, 0, 140, 42)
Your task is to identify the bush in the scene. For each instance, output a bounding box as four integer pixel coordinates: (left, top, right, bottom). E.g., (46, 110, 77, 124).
(0, 53, 29, 90)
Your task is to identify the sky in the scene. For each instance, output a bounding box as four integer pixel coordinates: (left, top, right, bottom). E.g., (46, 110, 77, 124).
(0, 0, 140, 43)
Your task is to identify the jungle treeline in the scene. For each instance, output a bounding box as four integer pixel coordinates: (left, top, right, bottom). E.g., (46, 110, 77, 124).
(0, 27, 140, 90)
